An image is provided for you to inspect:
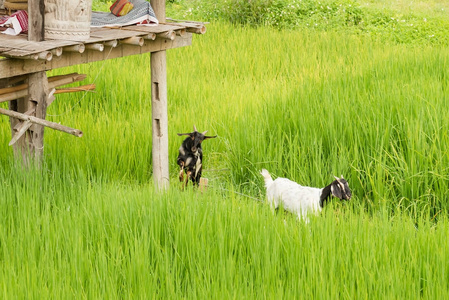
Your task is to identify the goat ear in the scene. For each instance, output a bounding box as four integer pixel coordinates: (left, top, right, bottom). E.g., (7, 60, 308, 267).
(203, 135, 217, 140)
(177, 133, 193, 136)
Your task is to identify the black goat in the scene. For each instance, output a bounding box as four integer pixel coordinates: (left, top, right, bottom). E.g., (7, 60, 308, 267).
(177, 125, 216, 187)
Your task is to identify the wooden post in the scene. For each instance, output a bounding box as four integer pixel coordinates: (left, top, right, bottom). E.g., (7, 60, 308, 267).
(150, 0, 169, 189)
(9, 0, 49, 165)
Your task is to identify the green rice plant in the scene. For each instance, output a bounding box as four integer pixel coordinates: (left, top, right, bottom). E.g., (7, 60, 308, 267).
(1, 11, 449, 298)
(0, 168, 448, 298)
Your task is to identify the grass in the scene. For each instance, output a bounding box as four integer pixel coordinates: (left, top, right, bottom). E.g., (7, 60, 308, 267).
(166, 0, 449, 45)
(0, 169, 448, 298)
(1, 3, 449, 298)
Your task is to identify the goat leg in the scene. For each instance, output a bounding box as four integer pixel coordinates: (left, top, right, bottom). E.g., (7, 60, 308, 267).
(185, 170, 192, 188)
(179, 168, 185, 183)
(178, 162, 185, 183)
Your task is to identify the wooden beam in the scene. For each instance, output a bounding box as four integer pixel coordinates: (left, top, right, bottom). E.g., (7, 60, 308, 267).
(27, 71, 48, 160)
(150, 0, 169, 190)
(151, 0, 166, 23)
(0, 35, 193, 79)
(28, 0, 45, 42)
(12, 0, 48, 164)
(150, 51, 169, 189)
(0, 108, 83, 137)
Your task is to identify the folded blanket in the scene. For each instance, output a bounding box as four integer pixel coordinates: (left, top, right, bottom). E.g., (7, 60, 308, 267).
(0, 10, 28, 36)
(91, 0, 158, 27)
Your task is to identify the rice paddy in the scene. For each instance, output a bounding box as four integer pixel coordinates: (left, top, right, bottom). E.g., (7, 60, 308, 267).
(0, 4, 449, 298)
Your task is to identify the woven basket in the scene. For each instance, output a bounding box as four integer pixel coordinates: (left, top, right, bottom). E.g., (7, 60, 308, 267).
(4, 1, 27, 11)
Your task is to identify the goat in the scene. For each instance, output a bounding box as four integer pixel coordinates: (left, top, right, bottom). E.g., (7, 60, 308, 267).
(177, 125, 216, 187)
(260, 169, 351, 222)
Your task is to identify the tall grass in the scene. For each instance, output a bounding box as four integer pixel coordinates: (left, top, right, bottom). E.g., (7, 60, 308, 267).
(0, 17, 448, 298)
(0, 167, 448, 298)
(167, 0, 449, 45)
(166, 23, 449, 216)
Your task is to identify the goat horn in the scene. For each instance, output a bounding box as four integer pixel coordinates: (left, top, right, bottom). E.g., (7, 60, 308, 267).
(333, 176, 341, 182)
(202, 130, 208, 135)
(193, 125, 198, 132)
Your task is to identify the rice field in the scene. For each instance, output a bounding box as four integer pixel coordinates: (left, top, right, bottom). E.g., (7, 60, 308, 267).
(0, 13, 449, 299)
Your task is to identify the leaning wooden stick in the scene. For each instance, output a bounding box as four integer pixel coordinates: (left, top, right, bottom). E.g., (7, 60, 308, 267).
(9, 120, 33, 146)
(0, 108, 83, 137)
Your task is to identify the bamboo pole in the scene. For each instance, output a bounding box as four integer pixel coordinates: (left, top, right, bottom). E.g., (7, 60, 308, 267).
(85, 43, 104, 52)
(0, 108, 83, 137)
(104, 40, 118, 48)
(11, 51, 53, 61)
(145, 33, 157, 41)
(51, 47, 63, 57)
(175, 28, 186, 37)
(120, 37, 144, 46)
(54, 84, 96, 94)
(64, 44, 85, 53)
(0, 73, 85, 96)
(157, 30, 175, 40)
(0, 74, 87, 103)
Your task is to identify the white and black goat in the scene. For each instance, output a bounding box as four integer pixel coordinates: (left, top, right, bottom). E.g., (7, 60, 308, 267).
(260, 169, 351, 222)
(177, 126, 216, 187)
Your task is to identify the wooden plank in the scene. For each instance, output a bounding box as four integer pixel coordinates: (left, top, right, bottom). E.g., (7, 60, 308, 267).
(0, 23, 197, 57)
(89, 28, 150, 40)
(164, 22, 207, 34)
(0, 34, 193, 79)
(0, 36, 81, 55)
(123, 24, 176, 34)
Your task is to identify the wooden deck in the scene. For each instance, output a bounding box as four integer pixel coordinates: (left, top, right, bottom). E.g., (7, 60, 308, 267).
(0, 2, 202, 184)
(0, 21, 206, 79)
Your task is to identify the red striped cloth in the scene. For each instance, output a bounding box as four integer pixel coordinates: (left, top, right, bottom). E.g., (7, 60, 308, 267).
(0, 10, 28, 35)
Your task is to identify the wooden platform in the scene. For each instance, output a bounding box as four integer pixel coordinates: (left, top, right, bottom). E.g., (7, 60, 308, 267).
(0, 21, 206, 79)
